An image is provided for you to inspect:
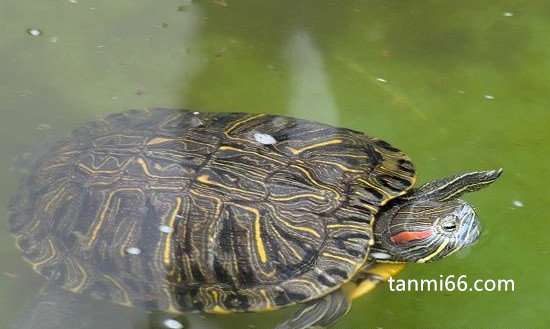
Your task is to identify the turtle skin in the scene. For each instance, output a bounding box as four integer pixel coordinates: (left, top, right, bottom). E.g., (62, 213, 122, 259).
(10, 108, 416, 314)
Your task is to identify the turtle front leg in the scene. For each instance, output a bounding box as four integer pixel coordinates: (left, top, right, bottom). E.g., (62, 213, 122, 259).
(348, 263, 406, 300)
(274, 263, 406, 329)
(274, 288, 351, 329)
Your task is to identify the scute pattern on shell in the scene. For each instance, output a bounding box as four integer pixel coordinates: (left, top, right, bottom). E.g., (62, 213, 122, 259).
(9, 108, 416, 312)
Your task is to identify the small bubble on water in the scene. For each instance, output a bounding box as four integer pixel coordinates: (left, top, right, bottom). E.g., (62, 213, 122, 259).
(27, 28, 43, 37)
(4, 271, 20, 279)
(376, 77, 387, 83)
(502, 12, 514, 17)
(484, 94, 495, 100)
(163, 319, 183, 329)
(512, 200, 524, 208)
(49, 37, 59, 43)
(36, 123, 51, 131)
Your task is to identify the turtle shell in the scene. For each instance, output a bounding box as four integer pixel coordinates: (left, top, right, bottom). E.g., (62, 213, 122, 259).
(10, 108, 416, 313)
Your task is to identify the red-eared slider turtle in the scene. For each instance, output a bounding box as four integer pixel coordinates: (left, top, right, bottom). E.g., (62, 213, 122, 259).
(10, 109, 501, 329)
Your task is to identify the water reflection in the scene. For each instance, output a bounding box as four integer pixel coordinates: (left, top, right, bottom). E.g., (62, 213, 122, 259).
(285, 30, 338, 125)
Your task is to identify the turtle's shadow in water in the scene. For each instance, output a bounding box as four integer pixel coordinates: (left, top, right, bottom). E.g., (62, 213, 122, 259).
(14, 285, 219, 329)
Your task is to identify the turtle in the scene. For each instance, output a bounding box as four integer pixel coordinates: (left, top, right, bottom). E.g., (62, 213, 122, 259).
(9, 108, 502, 329)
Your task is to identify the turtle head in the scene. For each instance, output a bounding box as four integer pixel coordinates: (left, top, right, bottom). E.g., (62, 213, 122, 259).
(371, 199, 481, 263)
(371, 169, 502, 263)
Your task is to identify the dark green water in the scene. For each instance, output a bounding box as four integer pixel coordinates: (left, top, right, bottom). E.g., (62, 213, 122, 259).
(1, 1, 548, 328)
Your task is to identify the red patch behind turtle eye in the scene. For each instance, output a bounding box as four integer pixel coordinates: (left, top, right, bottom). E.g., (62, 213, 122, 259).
(390, 229, 433, 244)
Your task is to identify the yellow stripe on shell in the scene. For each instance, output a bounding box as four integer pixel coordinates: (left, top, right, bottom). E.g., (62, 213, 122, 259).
(43, 162, 70, 172)
(145, 137, 174, 146)
(135, 158, 184, 179)
(190, 189, 223, 217)
(326, 223, 368, 230)
(118, 220, 138, 257)
(260, 289, 272, 309)
(227, 203, 268, 263)
(197, 175, 264, 198)
(67, 257, 89, 293)
(261, 203, 306, 259)
(31, 237, 58, 269)
(43, 185, 67, 214)
(101, 275, 132, 306)
(218, 146, 287, 164)
(145, 137, 174, 145)
(357, 178, 392, 200)
(88, 188, 141, 248)
(310, 159, 363, 173)
(77, 162, 120, 175)
(321, 252, 358, 266)
(266, 204, 321, 238)
(269, 193, 326, 202)
(223, 114, 267, 143)
(289, 164, 341, 199)
(163, 197, 182, 265)
(287, 139, 343, 155)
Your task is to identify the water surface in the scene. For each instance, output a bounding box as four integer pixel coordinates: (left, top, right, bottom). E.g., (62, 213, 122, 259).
(1, 1, 548, 328)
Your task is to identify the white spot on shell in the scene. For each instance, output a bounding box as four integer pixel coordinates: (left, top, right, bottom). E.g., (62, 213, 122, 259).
(163, 319, 183, 329)
(371, 252, 392, 260)
(512, 200, 524, 207)
(125, 247, 142, 255)
(159, 225, 174, 234)
(193, 111, 200, 115)
(253, 132, 277, 145)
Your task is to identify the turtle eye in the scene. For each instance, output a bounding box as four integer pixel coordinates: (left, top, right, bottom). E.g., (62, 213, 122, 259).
(440, 216, 458, 232)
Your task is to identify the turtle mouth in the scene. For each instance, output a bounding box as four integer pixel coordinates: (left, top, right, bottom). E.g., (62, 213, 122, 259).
(460, 210, 482, 247)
